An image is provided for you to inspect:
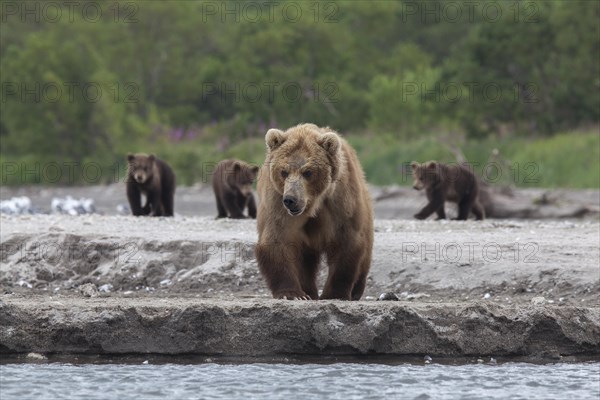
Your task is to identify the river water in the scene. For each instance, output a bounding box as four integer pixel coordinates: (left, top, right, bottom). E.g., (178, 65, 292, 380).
(1, 361, 598, 400)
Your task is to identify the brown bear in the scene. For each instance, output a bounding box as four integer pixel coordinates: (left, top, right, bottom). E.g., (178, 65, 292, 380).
(411, 161, 484, 220)
(212, 159, 259, 219)
(255, 123, 374, 301)
(126, 153, 176, 217)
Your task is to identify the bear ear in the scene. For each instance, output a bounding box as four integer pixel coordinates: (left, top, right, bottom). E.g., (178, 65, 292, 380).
(127, 153, 135, 162)
(251, 165, 259, 174)
(318, 132, 340, 157)
(233, 161, 241, 172)
(266, 129, 286, 151)
(148, 154, 156, 162)
(410, 161, 419, 170)
(426, 161, 437, 169)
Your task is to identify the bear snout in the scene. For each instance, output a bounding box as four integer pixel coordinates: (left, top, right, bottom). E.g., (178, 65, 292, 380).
(412, 180, 424, 190)
(135, 174, 145, 183)
(283, 195, 298, 209)
(283, 195, 304, 215)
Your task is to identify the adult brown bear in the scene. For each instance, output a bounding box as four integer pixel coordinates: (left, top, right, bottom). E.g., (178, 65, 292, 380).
(255, 124, 374, 300)
(411, 161, 484, 220)
(126, 153, 175, 217)
(212, 159, 259, 219)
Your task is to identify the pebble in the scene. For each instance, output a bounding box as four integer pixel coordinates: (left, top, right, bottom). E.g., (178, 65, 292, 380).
(483, 293, 491, 299)
(378, 292, 399, 301)
(142, 360, 149, 365)
(78, 283, 99, 298)
(424, 355, 432, 362)
(98, 283, 113, 293)
(477, 359, 484, 364)
(489, 357, 497, 365)
(531, 296, 545, 305)
(16, 280, 33, 289)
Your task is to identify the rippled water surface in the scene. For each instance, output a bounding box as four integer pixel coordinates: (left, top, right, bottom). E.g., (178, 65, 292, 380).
(1, 362, 599, 400)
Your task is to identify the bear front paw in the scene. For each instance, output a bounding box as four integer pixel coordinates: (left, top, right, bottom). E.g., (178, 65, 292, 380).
(414, 213, 427, 220)
(273, 290, 311, 300)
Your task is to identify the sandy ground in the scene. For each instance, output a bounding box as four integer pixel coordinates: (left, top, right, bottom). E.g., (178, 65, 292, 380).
(1, 214, 598, 305)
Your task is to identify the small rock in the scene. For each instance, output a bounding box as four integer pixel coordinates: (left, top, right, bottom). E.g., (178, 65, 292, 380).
(531, 296, 545, 305)
(364, 296, 375, 300)
(142, 360, 149, 365)
(78, 283, 99, 298)
(378, 292, 399, 301)
(98, 283, 113, 293)
(477, 358, 484, 364)
(16, 280, 33, 289)
(489, 357, 497, 365)
(26, 353, 47, 360)
(483, 293, 491, 299)
(424, 355, 432, 362)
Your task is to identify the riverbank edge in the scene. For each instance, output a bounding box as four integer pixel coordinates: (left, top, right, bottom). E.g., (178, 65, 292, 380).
(1, 298, 598, 359)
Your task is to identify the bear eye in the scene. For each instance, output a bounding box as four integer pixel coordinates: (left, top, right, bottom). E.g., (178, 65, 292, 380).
(281, 170, 289, 178)
(302, 170, 312, 179)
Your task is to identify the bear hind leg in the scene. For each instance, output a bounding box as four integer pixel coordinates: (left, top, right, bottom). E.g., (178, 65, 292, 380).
(223, 193, 246, 219)
(162, 189, 174, 217)
(455, 198, 473, 220)
(472, 199, 485, 220)
(435, 205, 446, 220)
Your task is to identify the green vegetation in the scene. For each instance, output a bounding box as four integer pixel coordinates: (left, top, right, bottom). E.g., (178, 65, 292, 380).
(1, 0, 598, 188)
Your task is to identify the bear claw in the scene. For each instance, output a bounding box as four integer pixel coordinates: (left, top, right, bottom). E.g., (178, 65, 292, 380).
(277, 292, 311, 300)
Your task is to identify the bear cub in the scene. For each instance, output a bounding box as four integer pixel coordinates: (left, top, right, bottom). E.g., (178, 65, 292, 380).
(212, 159, 259, 219)
(255, 124, 374, 301)
(126, 153, 176, 217)
(411, 161, 484, 220)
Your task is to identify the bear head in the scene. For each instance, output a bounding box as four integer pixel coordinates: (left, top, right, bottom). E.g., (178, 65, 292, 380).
(127, 153, 156, 184)
(411, 161, 440, 190)
(227, 161, 259, 197)
(265, 124, 342, 217)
